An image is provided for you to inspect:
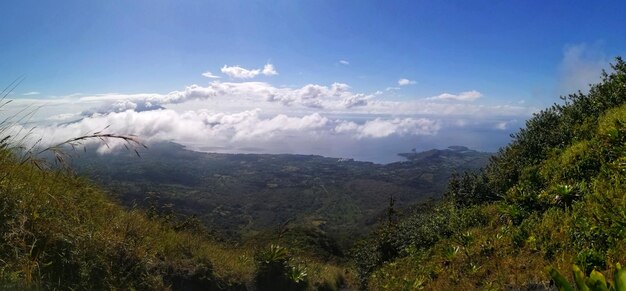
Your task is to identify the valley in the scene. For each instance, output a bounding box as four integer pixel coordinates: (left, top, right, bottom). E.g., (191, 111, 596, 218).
(72, 142, 491, 246)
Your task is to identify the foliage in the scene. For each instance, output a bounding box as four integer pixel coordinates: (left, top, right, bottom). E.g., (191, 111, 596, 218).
(254, 244, 308, 290)
(445, 171, 496, 207)
(547, 263, 626, 291)
(350, 201, 487, 289)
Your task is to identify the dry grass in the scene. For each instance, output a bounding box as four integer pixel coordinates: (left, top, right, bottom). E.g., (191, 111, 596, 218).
(0, 149, 253, 288)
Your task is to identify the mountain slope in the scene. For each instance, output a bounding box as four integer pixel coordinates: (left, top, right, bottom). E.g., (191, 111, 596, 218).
(0, 148, 354, 290)
(356, 57, 626, 290)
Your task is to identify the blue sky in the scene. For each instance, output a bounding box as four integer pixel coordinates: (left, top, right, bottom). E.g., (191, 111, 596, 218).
(2, 1, 626, 162)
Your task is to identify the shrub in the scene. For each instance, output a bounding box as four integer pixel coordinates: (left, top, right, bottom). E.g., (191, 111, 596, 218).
(254, 244, 308, 291)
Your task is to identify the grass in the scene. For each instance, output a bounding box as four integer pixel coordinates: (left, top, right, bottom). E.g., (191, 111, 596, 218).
(366, 204, 561, 290)
(0, 130, 357, 289)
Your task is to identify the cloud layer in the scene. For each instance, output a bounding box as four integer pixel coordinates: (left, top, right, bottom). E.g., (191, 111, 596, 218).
(80, 81, 376, 113)
(12, 61, 537, 161)
(23, 109, 442, 155)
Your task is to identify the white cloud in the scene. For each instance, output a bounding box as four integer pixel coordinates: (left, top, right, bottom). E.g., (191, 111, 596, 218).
(23, 91, 40, 96)
(262, 63, 278, 76)
(426, 90, 482, 102)
(339, 60, 350, 65)
(201, 71, 221, 79)
(386, 87, 400, 91)
(46, 113, 78, 121)
(335, 118, 439, 138)
(398, 78, 416, 86)
(266, 82, 373, 109)
(221, 65, 261, 79)
(559, 43, 608, 94)
(495, 121, 507, 130)
(220, 63, 278, 79)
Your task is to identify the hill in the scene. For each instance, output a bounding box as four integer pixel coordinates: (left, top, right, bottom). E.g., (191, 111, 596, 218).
(354, 57, 626, 290)
(0, 142, 357, 290)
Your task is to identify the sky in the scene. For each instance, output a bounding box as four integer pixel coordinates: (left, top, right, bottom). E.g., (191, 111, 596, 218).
(1, 1, 626, 163)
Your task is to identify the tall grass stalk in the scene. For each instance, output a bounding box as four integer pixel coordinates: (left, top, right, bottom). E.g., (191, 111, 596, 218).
(0, 80, 146, 171)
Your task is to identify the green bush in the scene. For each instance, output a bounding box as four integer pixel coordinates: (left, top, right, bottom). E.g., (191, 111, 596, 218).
(254, 244, 308, 291)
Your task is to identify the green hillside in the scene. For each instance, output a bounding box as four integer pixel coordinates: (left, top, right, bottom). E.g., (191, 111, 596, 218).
(0, 145, 355, 289)
(354, 58, 626, 290)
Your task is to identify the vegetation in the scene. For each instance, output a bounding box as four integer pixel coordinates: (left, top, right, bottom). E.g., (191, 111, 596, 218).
(70, 143, 489, 247)
(547, 263, 626, 291)
(352, 57, 626, 290)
